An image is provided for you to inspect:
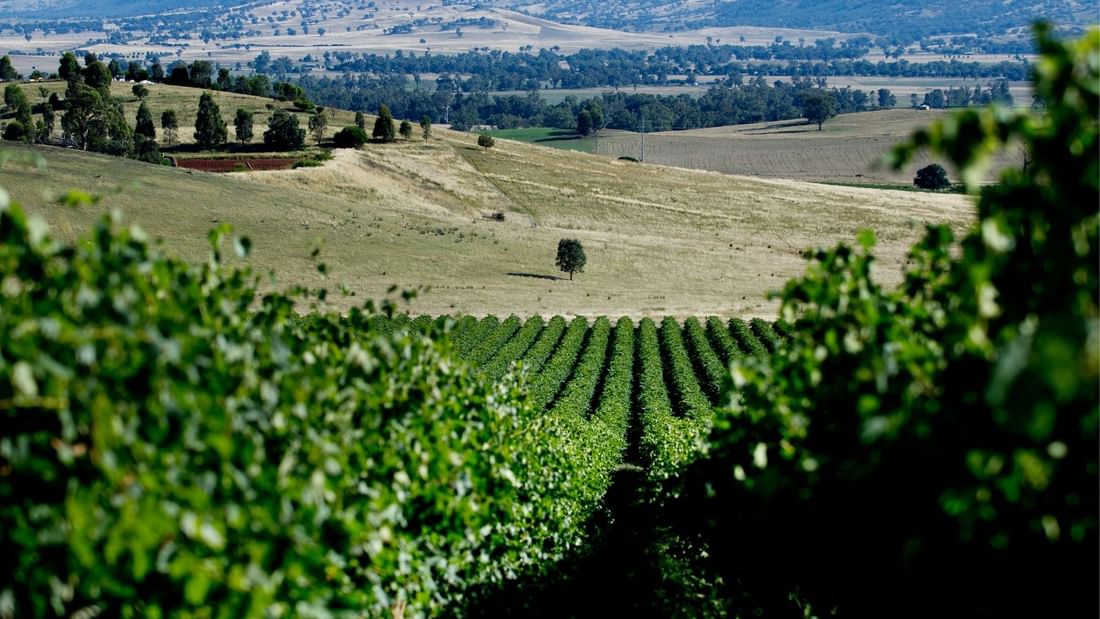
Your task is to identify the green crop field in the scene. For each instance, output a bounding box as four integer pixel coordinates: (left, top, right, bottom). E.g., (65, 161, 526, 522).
(484, 126, 597, 152)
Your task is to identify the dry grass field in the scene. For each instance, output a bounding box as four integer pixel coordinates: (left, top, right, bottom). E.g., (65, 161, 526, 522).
(0, 88, 975, 319)
(596, 109, 1022, 184)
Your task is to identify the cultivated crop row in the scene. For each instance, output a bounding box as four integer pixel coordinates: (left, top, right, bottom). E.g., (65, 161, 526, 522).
(466, 314, 522, 364)
(480, 315, 546, 381)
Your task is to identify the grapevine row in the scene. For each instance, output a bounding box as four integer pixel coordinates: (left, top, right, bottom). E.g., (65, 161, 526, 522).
(518, 315, 568, 374)
(467, 314, 522, 364)
(480, 315, 546, 381)
(527, 317, 589, 410)
(682, 317, 728, 404)
(637, 318, 709, 480)
(730, 317, 768, 355)
(749, 317, 781, 353)
(706, 315, 742, 366)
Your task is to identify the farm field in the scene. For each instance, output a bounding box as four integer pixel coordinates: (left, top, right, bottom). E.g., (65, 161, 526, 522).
(0, 88, 973, 319)
(595, 108, 1019, 183)
(484, 126, 595, 152)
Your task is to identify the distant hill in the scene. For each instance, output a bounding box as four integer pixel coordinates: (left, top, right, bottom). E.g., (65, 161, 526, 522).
(0, 0, 252, 18)
(496, 0, 1099, 40)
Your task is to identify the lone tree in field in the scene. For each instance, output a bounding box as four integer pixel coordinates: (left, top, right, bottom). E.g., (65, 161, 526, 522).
(399, 119, 413, 140)
(308, 109, 327, 145)
(194, 92, 227, 149)
(354, 111, 365, 130)
(131, 84, 148, 100)
(914, 163, 951, 190)
(161, 110, 179, 147)
(235, 108, 254, 144)
(373, 104, 396, 142)
(420, 115, 432, 142)
(800, 89, 837, 131)
(264, 108, 305, 150)
(477, 133, 495, 151)
(555, 239, 586, 280)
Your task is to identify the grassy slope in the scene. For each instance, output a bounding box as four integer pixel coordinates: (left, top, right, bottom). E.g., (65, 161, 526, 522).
(11, 81, 363, 150)
(0, 86, 974, 319)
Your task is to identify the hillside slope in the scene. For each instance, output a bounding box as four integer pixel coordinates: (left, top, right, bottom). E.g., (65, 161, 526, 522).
(0, 88, 973, 318)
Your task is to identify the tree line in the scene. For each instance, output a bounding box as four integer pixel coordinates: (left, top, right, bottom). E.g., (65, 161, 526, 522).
(312, 45, 1029, 92)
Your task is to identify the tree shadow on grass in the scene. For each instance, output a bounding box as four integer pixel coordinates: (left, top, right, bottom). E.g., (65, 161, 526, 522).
(506, 272, 566, 281)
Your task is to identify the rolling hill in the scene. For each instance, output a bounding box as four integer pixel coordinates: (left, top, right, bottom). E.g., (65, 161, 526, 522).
(0, 85, 974, 319)
(0, 0, 250, 18)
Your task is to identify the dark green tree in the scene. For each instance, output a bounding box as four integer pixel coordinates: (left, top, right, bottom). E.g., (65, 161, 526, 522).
(354, 111, 365, 130)
(135, 101, 156, 140)
(913, 163, 950, 189)
(399, 119, 413, 140)
(333, 125, 368, 148)
(60, 83, 106, 150)
(193, 92, 227, 150)
(263, 108, 305, 150)
(308, 109, 327, 145)
(3, 83, 26, 111)
(82, 59, 112, 93)
(235, 108, 254, 144)
(555, 238, 586, 280)
(132, 84, 149, 100)
(58, 52, 81, 84)
(576, 110, 593, 136)
(0, 55, 18, 81)
(161, 109, 179, 147)
(373, 104, 395, 142)
(477, 133, 495, 151)
(40, 104, 54, 141)
(800, 89, 836, 130)
(419, 115, 432, 142)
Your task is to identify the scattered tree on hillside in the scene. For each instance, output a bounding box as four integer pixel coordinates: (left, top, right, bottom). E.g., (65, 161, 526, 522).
(308, 109, 327, 145)
(913, 163, 950, 190)
(161, 110, 179, 147)
(235, 108, 254, 144)
(399, 119, 413, 140)
(333, 125, 368, 148)
(4, 84, 26, 112)
(800, 89, 837, 130)
(477, 133, 495, 151)
(420, 115, 432, 142)
(60, 83, 106, 150)
(39, 105, 54, 142)
(264, 108, 305, 150)
(555, 239, 587, 280)
(135, 102, 156, 140)
(58, 52, 81, 84)
(576, 110, 593, 136)
(194, 92, 227, 150)
(82, 58, 112, 93)
(0, 55, 19, 81)
(373, 104, 395, 142)
(132, 84, 149, 100)
(877, 88, 897, 108)
(354, 111, 365, 130)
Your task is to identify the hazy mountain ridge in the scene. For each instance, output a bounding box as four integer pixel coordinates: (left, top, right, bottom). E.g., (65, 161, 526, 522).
(490, 0, 1099, 39)
(0, 0, 254, 18)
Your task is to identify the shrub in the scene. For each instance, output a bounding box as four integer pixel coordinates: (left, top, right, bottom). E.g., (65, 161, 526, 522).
(913, 163, 950, 189)
(333, 125, 368, 148)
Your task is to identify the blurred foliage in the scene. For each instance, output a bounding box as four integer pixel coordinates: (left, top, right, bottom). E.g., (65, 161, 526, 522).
(0, 197, 617, 617)
(681, 24, 1098, 617)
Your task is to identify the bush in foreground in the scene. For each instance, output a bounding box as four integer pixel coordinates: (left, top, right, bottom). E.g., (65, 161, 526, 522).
(0, 196, 612, 616)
